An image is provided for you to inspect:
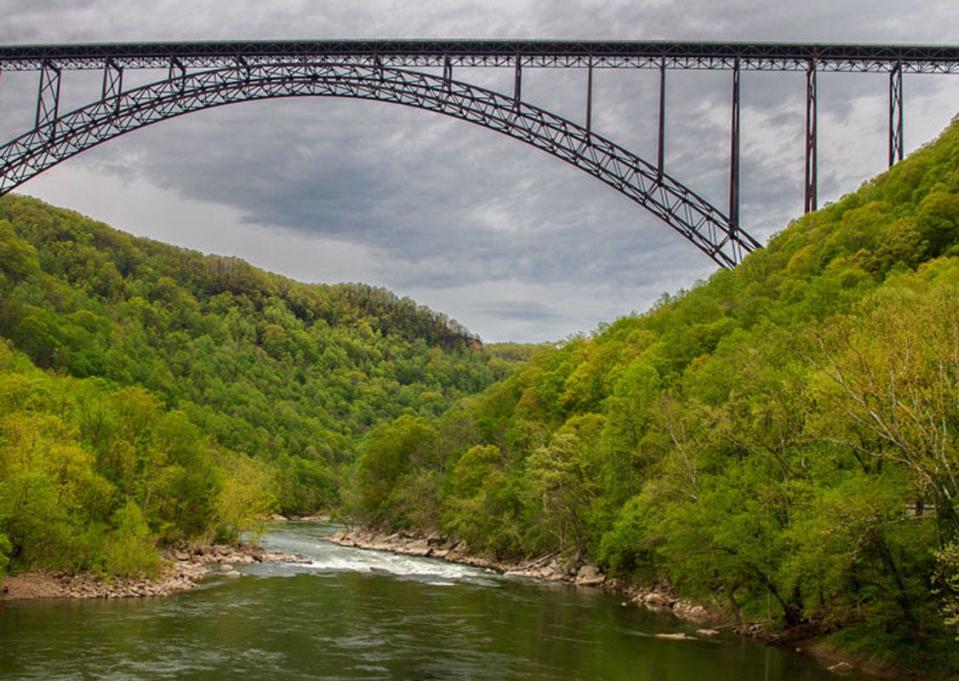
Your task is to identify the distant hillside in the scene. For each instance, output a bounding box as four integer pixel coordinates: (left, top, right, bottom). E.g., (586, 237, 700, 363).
(350, 119, 959, 673)
(0, 194, 513, 517)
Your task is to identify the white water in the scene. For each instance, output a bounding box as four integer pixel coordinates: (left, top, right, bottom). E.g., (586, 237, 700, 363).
(249, 522, 501, 587)
(1, 521, 855, 680)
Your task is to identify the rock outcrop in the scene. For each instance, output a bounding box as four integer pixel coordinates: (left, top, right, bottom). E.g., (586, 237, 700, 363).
(0, 542, 309, 601)
(325, 528, 606, 586)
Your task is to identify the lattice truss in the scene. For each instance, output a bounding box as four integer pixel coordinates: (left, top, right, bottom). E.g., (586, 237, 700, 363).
(0, 62, 759, 268)
(1, 40, 956, 268)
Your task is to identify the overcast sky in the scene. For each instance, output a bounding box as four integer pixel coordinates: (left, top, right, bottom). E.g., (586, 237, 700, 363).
(1, 1, 958, 342)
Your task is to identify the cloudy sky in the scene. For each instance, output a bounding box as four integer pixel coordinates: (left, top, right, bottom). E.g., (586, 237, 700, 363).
(1, 1, 958, 342)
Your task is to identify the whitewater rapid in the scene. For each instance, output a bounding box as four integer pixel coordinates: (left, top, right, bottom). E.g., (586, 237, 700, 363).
(245, 522, 501, 587)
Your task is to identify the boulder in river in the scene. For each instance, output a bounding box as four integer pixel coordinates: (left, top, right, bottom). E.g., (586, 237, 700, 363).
(574, 564, 605, 586)
(826, 661, 854, 675)
(655, 632, 695, 641)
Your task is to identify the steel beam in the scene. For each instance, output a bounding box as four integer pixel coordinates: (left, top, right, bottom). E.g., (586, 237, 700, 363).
(2, 40, 958, 73)
(585, 62, 593, 134)
(234, 55, 251, 83)
(35, 60, 61, 127)
(168, 56, 186, 90)
(657, 59, 666, 178)
(889, 61, 904, 166)
(3, 38, 957, 269)
(443, 55, 452, 94)
(804, 60, 818, 214)
(513, 52, 522, 105)
(35, 61, 61, 138)
(729, 58, 741, 239)
(101, 58, 123, 112)
(0, 62, 761, 268)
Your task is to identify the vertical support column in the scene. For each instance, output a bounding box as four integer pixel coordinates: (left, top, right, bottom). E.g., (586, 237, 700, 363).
(513, 52, 522, 107)
(889, 61, 904, 167)
(804, 59, 818, 214)
(101, 58, 123, 112)
(168, 57, 186, 91)
(657, 58, 666, 179)
(585, 61, 593, 135)
(729, 57, 741, 239)
(35, 60, 62, 137)
(234, 55, 251, 84)
(443, 55, 453, 94)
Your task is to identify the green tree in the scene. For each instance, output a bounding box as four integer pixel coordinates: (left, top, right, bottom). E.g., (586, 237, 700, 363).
(103, 501, 162, 578)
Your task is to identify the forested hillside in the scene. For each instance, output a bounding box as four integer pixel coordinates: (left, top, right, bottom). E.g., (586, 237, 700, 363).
(350, 119, 959, 668)
(0, 195, 514, 577)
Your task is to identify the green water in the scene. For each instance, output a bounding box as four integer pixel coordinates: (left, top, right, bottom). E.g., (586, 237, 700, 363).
(0, 523, 855, 680)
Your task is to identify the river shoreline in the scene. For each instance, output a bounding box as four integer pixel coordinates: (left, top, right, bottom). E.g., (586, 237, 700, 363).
(0, 522, 925, 680)
(323, 525, 920, 681)
(0, 542, 307, 602)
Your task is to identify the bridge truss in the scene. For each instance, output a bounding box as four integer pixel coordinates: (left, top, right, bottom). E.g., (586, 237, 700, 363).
(1, 40, 957, 267)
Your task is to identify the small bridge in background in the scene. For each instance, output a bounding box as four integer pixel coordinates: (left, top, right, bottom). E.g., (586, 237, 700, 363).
(0, 40, 957, 268)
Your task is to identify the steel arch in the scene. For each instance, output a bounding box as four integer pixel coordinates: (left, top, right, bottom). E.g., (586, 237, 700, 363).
(0, 62, 761, 268)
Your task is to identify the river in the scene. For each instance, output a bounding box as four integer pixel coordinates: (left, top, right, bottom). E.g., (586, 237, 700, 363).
(0, 522, 857, 680)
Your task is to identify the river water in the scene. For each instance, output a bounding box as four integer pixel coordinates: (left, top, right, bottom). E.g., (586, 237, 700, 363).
(0, 522, 856, 680)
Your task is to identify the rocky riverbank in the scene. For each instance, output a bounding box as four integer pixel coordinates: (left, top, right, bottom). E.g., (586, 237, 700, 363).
(326, 526, 912, 680)
(325, 527, 719, 621)
(0, 543, 308, 601)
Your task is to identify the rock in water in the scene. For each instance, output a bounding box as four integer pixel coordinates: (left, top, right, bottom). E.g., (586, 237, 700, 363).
(826, 661, 854, 674)
(574, 564, 605, 586)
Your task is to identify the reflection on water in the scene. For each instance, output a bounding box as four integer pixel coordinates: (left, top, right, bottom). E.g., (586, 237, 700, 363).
(0, 522, 855, 680)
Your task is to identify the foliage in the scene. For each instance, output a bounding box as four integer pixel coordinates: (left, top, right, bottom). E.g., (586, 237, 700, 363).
(0, 196, 507, 578)
(934, 542, 959, 639)
(102, 501, 162, 578)
(0, 532, 10, 586)
(214, 455, 278, 544)
(349, 119, 959, 668)
(350, 415, 440, 529)
(0, 193, 510, 517)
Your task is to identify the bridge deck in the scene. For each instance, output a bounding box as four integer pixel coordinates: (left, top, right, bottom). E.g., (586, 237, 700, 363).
(0, 40, 957, 73)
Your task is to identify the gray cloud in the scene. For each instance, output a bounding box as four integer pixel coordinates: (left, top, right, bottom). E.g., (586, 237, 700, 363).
(470, 300, 575, 322)
(2, 0, 958, 341)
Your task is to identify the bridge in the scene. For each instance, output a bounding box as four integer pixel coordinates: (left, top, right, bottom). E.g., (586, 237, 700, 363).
(1, 40, 957, 268)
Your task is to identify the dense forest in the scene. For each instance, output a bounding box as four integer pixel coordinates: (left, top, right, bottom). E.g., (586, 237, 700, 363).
(347, 120, 959, 668)
(0, 195, 520, 577)
(2, 114, 958, 675)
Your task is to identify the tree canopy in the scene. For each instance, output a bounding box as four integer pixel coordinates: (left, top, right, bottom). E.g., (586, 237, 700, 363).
(0, 194, 519, 579)
(347, 119, 959, 670)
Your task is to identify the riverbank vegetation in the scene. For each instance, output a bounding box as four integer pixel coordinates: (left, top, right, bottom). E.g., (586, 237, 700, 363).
(0, 195, 515, 581)
(2, 116, 958, 676)
(346, 120, 959, 673)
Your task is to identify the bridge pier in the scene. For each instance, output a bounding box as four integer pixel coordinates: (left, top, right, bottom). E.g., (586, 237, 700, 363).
(657, 59, 666, 179)
(443, 56, 453, 94)
(729, 58, 741, 242)
(101, 58, 123, 112)
(168, 57, 186, 90)
(889, 62, 904, 166)
(585, 62, 593, 135)
(804, 60, 818, 214)
(513, 52, 521, 106)
(35, 61, 61, 137)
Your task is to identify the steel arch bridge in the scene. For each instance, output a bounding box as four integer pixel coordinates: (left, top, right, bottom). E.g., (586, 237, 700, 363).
(1, 40, 958, 268)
